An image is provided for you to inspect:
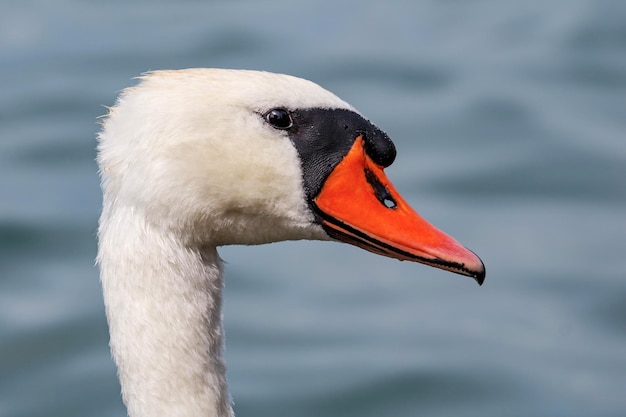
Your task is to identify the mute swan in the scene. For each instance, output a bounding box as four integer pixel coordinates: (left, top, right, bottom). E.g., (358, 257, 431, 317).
(97, 68, 485, 417)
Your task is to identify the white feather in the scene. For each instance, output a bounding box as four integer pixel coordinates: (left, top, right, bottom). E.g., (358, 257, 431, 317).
(97, 69, 356, 417)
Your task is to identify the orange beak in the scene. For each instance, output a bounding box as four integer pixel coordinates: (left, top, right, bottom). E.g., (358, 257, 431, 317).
(312, 137, 485, 284)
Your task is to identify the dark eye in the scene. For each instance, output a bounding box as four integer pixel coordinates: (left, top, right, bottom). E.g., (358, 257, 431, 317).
(265, 108, 293, 129)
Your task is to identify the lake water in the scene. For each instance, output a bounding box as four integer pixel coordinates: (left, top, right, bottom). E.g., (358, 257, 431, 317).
(1, 1, 625, 416)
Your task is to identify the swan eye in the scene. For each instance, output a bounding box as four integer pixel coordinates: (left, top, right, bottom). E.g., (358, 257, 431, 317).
(265, 108, 293, 130)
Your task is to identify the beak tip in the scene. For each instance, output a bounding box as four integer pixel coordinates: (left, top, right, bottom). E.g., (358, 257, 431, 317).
(469, 256, 486, 286)
(473, 270, 486, 286)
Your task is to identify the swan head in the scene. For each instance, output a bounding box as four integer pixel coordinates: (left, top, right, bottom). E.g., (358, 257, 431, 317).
(98, 69, 484, 283)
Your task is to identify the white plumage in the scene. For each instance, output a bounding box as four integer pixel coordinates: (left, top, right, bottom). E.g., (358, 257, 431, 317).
(97, 68, 484, 417)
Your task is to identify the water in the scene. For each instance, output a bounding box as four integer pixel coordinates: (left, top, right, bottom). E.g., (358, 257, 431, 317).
(1, 1, 625, 416)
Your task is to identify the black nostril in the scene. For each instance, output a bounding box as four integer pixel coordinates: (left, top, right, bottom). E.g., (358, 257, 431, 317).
(365, 169, 397, 209)
(382, 198, 397, 209)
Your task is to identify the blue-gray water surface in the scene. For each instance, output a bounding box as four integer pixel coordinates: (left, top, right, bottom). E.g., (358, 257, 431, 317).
(1, 1, 625, 416)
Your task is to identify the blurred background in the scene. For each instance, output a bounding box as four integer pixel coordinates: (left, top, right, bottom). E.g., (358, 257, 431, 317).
(1, 1, 625, 416)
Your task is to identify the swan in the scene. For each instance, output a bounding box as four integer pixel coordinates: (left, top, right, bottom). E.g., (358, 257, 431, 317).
(96, 68, 485, 417)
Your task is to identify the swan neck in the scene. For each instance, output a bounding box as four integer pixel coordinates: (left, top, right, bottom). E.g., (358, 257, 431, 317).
(98, 206, 233, 417)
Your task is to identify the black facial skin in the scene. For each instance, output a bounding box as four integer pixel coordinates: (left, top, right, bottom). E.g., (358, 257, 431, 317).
(264, 108, 397, 202)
